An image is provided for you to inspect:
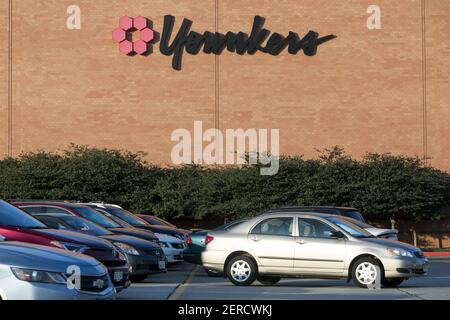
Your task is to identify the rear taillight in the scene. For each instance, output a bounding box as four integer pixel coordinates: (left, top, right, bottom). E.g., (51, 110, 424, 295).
(186, 235, 192, 245)
(205, 235, 214, 245)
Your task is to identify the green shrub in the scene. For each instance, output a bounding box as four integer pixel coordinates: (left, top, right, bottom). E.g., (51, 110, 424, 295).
(0, 145, 448, 222)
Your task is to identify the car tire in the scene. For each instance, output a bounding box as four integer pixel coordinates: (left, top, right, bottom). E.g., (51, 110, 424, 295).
(381, 277, 404, 287)
(257, 276, 281, 286)
(129, 274, 149, 283)
(227, 255, 257, 286)
(204, 267, 223, 277)
(352, 257, 382, 288)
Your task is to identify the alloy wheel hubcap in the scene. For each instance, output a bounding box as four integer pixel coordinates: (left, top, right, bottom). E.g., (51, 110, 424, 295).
(355, 262, 377, 284)
(231, 260, 251, 282)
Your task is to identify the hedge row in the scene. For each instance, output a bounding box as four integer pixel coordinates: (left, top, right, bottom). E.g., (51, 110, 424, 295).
(0, 145, 449, 222)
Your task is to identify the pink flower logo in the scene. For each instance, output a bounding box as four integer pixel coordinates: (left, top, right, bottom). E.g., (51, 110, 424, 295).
(112, 16, 155, 55)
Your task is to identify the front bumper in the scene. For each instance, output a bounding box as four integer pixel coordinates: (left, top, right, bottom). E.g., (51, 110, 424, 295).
(127, 254, 167, 275)
(163, 247, 185, 263)
(105, 264, 131, 292)
(382, 256, 429, 278)
(0, 274, 116, 300)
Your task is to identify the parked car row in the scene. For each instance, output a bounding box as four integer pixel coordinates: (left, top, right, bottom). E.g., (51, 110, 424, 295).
(184, 207, 428, 289)
(0, 200, 187, 300)
(0, 201, 428, 299)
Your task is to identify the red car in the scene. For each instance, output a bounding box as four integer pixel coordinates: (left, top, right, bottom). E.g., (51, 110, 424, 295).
(0, 200, 131, 291)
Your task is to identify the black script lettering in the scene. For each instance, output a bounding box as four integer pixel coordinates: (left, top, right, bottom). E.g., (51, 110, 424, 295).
(159, 15, 336, 70)
(225, 31, 249, 54)
(247, 16, 270, 54)
(185, 31, 204, 54)
(160, 15, 192, 70)
(203, 32, 227, 54)
(262, 32, 288, 55)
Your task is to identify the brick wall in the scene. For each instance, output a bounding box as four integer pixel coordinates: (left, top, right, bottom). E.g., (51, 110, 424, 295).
(368, 216, 450, 249)
(1, 0, 449, 172)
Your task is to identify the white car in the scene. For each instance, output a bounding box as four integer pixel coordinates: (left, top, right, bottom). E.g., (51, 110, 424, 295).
(0, 238, 115, 300)
(201, 212, 427, 288)
(155, 233, 185, 263)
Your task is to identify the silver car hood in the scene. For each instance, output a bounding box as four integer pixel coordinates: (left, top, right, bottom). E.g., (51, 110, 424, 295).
(360, 237, 419, 251)
(0, 242, 103, 274)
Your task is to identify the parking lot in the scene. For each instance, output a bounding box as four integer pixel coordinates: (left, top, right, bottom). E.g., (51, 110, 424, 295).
(118, 259, 450, 300)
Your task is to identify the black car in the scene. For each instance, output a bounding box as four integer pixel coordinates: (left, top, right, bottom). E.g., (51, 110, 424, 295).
(16, 202, 160, 243)
(84, 203, 187, 241)
(264, 206, 366, 222)
(33, 214, 167, 282)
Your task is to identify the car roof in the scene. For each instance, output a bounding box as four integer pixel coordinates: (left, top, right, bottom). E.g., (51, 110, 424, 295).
(79, 202, 120, 207)
(264, 206, 358, 212)
(13, 201, 66, 206)
(227, 212, 342, 234)
(258, 211, 335, 218)
(14, 201, 93, 210)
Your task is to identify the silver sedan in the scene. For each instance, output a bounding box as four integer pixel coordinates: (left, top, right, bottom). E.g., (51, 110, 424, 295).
(0, 238, 115, 300)
(201, 212, 428, 288)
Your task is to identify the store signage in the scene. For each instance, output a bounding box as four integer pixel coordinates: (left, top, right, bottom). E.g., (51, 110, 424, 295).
(113, 15, 336, 70)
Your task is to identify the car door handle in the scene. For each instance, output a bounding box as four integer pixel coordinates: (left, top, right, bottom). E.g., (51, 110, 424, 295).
(296, 239, 306, 245)
(250, 237, 261, 242)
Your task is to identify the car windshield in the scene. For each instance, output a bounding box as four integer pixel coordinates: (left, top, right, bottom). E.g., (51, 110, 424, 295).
(326, 216, 374, 238)
(59, 216, 112, 236)
(151, 216, 176, 228)
(69, 206, 120, 228)
(94, 209, 130, 227)
(141, 216, 166, 226)
(0, 201, 47, 229)
(343, 210, 365, 222)
(105, 207, 148, 226)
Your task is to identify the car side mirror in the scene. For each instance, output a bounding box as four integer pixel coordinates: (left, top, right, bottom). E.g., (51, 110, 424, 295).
(329, 231, 345, 239)
(0, 235, 5, 241)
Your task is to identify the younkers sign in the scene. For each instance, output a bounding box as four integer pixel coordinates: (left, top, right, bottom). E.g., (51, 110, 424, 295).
(113, 15, 337, 70)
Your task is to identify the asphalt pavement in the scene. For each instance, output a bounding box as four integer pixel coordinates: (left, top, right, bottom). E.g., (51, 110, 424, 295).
(118, 259, 450, 300)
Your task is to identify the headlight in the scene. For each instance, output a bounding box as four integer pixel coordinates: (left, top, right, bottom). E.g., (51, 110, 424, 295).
(159, 242, 170, 248)
(113, 242, 139, 256)
(11, 267, 66, 284)
(387, 247, 414, 258)
(50, 241, 87, 253)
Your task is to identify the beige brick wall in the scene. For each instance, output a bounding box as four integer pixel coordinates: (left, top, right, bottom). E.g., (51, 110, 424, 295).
(0, 1, 8, 157)
(426, 0, 450, 170)
(2, 0, 449, 171)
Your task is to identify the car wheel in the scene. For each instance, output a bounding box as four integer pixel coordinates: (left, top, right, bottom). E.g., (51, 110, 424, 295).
(257, 276, 281, 286)
(129, 274, 149, 283)
(352, 257, 382, 288)
(381, 277, 404, 287)
(227, 255, 257, 286)
(204, 267, 222, 277)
